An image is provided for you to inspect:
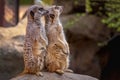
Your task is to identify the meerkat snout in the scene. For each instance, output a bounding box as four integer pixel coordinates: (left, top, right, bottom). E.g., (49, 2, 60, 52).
(28, 5, 49, 20)
(38, 8, 49, 15)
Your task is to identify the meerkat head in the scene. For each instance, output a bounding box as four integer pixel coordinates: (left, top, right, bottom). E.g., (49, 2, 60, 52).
(48, 5, 63, 20)
(27, 5, 48, 21)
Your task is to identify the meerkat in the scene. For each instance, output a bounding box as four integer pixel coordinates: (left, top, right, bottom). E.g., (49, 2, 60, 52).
(23, 5, 48, 76)
(45, 5, 73, 74)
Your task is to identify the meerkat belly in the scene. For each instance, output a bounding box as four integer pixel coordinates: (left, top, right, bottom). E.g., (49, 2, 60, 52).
(32, 41, 41, 55)
(47, 26, 59, 42)
(32, 40, 45, 67)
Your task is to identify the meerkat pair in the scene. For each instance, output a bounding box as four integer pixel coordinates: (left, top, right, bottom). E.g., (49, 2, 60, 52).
(23, 5, 72, 76)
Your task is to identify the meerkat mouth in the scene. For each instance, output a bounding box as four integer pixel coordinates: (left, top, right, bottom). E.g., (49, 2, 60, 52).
(49, 14, 55, 19)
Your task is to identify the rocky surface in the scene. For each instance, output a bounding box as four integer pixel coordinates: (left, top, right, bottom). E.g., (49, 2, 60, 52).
(11, 72, 98, 80)
(62, 14, 111, 78)
(0, 14, 112, 79)
(0, 19, 26, 80)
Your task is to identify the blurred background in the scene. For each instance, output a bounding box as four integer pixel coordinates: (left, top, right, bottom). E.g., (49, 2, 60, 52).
(0, 0, 120, 80)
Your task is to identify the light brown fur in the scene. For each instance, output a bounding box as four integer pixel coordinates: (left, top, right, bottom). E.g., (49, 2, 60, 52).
(23, 5, 48, 76)
(45, 6, 72, 74)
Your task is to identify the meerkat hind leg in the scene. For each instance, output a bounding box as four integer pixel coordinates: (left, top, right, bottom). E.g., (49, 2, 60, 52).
(55, 69, 64, 75)
(36, 72, 43, 76)
(65, 69, 73, 73)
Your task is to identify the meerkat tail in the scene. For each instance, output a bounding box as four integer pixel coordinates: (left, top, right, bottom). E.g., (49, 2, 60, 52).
(16, 70, 28, 77)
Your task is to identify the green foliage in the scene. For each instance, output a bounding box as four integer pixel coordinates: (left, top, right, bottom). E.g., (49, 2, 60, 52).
(74, 0, 79, 5)
(85, 0, 120, 31)
(20, 0, 54, 5)
(85, 0, 92, 13)
(64, 13, 84, 29)
(20, 0, 33, 5)
(102, 0, 120, 31)
(43, 0, 54, 5)
(97, 41, 107, 47)
(65, 20, 75, 29)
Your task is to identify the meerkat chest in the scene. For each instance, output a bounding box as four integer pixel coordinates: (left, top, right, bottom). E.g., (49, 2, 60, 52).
(49, 23, 62, 32)
(32, 24, 44, 35)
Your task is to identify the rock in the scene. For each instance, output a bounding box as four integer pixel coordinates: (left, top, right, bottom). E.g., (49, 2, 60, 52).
(0, 40, 24, 80)
(62, 14, 111, 42)
(11, 72, 98, 80)
(0, 14, 112, 79)
(61, 14, 112, 78)
(0, 19, 26, 80)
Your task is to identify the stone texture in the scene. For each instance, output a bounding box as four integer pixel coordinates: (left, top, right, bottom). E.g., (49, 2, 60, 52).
(62, 14, 111, 78)
(11, 72, 98, 80)
(0, 14, 112, 79)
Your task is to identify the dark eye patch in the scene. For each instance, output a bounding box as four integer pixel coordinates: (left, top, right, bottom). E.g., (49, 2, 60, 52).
(39, 8, 44, 11)
(30, 11, 34, 19)
(55, 6, 59, 10)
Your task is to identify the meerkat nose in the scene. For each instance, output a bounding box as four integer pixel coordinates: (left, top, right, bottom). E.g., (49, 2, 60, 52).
(46, 10, 49, 14)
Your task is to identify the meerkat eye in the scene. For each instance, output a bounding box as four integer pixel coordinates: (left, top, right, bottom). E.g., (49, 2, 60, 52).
(39, 8, 44, 11)
(55, 44, 57, 46)
(55, 6, 59, 10)
(30, 11, 34, 19)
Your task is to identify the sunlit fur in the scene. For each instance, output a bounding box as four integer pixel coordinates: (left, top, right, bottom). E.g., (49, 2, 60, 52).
(45, 6, 71, 74)
(23, 5, 48, 76)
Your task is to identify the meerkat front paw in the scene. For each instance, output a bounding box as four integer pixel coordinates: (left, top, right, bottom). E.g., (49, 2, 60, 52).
(36, 72, 43, 76)
(55, 69, 64, 75)
(65, 69, 73, 73)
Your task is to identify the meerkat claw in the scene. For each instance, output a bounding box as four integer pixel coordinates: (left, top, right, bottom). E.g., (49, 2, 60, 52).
(65, 69, 73, 73)
(56, 70, 64, 75)
(36, 72, 43, 76)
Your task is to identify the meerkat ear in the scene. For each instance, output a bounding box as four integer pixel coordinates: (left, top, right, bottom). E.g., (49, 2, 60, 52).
(30, 10, 34, 19)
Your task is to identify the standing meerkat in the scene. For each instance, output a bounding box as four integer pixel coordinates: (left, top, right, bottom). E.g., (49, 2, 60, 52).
(45, 5, 73, 74)
(23, 5, 48, 76)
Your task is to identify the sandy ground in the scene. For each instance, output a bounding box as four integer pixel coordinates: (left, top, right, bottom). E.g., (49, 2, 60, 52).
(0, 6, 30, 39)
(0, 5, 46, 40)
(0, 19, 27, 40)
